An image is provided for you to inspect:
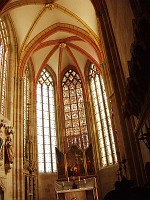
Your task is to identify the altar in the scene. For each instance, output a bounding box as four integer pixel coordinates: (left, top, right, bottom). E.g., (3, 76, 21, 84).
(55, 144, 98, 200)
(55, 177, 98, 200)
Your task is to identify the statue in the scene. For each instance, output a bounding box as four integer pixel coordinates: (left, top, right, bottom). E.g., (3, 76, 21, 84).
(5, 136, 14, 164)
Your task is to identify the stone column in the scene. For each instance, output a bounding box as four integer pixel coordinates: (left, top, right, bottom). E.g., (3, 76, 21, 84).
(13, 76, 24, 200)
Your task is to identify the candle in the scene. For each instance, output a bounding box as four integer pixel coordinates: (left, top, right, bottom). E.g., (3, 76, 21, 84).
(78, 176, 80, 181)
(68, 177, 69, 182)
(84, 179, 86, 184)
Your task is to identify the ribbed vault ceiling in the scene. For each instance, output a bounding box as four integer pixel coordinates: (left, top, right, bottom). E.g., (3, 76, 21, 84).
(2, 0, 104, 80)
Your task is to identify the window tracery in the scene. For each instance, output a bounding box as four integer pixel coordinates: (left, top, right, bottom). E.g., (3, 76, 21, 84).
(62, 69, 89, 151)
(89, 64, 117, 167)
(23, 66, 31, 161)
(23, 65, 37, 200)
(0, 18, 9, 116)
(36, 68, 57, 173)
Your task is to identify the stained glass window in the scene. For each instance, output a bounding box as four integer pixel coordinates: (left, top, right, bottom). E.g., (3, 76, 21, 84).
(89, 64, 117, 167)
(62, 69, 89, 150)
(0, 18, 9, 116)
(36, 68, 57, 173)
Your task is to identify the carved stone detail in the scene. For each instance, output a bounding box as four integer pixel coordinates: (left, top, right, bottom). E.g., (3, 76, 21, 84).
(23, 160, 37, 174)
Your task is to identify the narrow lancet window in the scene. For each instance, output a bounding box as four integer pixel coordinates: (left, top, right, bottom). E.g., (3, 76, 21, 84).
(0, 18, 9, 116)
(89, 64, 117, 167)
(36, 68, 57, 173)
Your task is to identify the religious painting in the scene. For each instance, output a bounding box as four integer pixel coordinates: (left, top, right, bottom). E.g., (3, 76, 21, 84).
(66, 145, 85, 177)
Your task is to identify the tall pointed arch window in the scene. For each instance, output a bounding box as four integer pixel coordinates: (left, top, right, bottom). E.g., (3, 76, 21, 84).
(62, 69, 89, 150)
(0, 18, 9, 116)
(23, 66, 31, 161)
(36, 68, 57, 173)
(24, 66, 37, 200)
(89, 64, 117, 167)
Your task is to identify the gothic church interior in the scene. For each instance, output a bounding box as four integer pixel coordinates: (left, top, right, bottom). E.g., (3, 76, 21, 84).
(0, 0, 150, 200)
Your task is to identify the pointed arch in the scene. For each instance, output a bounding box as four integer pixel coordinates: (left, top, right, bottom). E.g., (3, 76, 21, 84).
(0, 17, 9, 116)
(19, 23, 103, 77)
(88, 63, 117, 167)
(61, 67, 89, 151)
(36, 68, 57, 173)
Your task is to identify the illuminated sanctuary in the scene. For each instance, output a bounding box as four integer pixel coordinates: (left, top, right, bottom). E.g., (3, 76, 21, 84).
(0, 0, 150, 199)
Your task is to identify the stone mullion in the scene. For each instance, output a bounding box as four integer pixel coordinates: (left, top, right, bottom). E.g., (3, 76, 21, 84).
(57, 104, 65, 152)
(29, 80, 38, 200)
(101, 66, 117, 165)
(7, 54, 13, 120)
(31, 96, 38, 200)
(30, 96, 37, 164)
(57, 53, 64, 152)
(84, 97, 101, 172)
(85, 74, 103, 171)
(102, 62, 124, 166)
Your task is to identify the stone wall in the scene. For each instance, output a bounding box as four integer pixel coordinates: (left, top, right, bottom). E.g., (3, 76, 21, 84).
(38, 173, 58, 200)
(105, 0, 134, 78)
(98, 164, 118, 199)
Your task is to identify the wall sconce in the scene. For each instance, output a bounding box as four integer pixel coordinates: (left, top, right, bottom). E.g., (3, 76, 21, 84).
(138, 128, 150, 150)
